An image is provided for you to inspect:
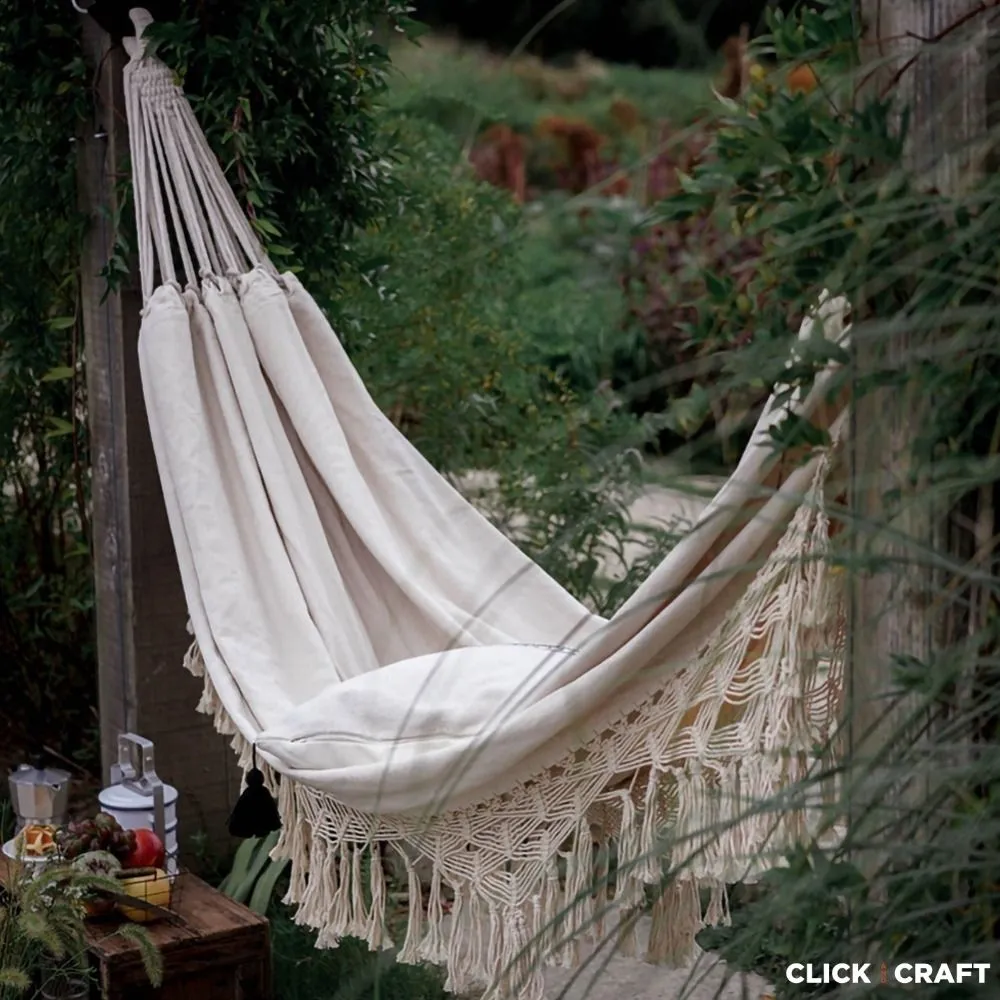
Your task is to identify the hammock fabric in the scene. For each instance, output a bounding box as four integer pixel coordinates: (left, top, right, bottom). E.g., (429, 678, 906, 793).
(123, 12, 848, 998)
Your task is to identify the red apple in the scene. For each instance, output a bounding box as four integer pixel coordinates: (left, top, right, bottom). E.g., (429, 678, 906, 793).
(123, 828, 166, 870)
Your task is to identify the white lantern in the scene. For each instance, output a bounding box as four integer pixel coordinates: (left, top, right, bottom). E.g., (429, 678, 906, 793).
(98, 733, 179, 874)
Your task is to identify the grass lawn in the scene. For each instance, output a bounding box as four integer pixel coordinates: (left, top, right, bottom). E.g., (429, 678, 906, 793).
(387, 33, 715, 140)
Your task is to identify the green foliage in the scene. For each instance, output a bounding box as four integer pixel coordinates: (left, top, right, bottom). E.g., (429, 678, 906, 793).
(645, 0, 1000, 995)
(387, 34, 713, 139)
(335, 111, 532, 471)
(652, 0, 1000, 480)
(146, 1, 421, 298)
(219, 832, 290, 915)
(336, 113, 629, 465)
(515, 198, 642, 395)
(334, 109, 666, 610)
(0, 1, 97, 765)
(699, 720, 1000, 994)
(271, 906, 447, 1000)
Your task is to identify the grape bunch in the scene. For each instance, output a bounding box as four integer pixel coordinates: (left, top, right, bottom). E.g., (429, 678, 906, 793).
(56, 813, 136, 863)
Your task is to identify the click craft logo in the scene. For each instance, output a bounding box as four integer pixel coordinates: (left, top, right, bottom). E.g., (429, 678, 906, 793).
(784, 962, 993, 986)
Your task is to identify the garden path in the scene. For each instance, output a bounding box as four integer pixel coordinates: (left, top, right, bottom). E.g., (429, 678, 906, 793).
(542, 917, 772, 1000)
(453, 468, 727, 586)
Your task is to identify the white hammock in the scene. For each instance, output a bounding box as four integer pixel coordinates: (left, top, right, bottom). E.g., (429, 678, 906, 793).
(123, 11, 848, 998)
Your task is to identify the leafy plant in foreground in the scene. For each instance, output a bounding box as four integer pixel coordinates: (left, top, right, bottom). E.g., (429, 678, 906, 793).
(219, 832, 290, 916)
(656, 0, 1000, 994)
(0, 860, 162, 997)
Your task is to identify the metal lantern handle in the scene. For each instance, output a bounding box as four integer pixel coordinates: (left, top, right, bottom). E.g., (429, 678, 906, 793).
(112, 732, 167, 848)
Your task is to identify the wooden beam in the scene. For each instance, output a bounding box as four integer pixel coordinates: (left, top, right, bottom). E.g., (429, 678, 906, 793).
(861, 0, 994, 190)
(78, 15, 239, 857)
(850, 0, 997, 849)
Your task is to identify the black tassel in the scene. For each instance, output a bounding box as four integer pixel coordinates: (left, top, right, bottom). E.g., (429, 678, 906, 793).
(228, 747, 282, 838)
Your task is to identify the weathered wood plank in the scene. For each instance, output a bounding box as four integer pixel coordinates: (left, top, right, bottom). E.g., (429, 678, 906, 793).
(851, 0, 996, 837)
(860, 0, 994, 190)
(84, 873, 271, 1000)
(85, 874, 268, 957)
(77, 14, 240, 854)
(79, 16, 135, 787)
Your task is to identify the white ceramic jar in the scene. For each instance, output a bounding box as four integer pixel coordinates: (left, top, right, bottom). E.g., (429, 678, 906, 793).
(98, 734, 180, 874)
(98, 779, 179, 874)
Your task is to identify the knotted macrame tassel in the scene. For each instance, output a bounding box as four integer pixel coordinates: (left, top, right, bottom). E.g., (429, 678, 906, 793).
(228, 746, 282, 838)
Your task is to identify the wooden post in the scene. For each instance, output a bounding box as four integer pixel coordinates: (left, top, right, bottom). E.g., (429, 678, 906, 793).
(78, 14, 239, 856)
(850, 1, 995, 845)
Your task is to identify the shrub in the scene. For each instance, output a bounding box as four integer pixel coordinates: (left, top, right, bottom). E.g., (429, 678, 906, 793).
(0, 1, 98, 763)
(148, 0, 422, 299)
(335, 111, 658, 609)
(620, 201, 779, 465)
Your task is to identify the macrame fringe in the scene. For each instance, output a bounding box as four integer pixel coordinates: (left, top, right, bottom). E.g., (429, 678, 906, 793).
(176, 433, 846, 999)
(646, 879, 702, 965)
(182, 699, 837, 999)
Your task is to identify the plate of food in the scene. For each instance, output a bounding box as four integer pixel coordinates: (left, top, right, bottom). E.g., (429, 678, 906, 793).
(3, 823, 61, 864)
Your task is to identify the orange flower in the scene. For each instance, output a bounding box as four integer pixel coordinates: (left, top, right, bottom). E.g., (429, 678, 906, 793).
(786, 63, 818, 95)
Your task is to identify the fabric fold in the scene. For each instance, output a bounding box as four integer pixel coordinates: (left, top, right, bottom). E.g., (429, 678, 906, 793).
(124, 20, 851, 998)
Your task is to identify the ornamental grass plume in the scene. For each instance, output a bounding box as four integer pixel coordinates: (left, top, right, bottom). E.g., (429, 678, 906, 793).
(0, 856, 162, 997)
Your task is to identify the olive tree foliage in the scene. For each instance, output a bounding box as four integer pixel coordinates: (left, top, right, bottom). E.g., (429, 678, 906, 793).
(0, 0, 416, 765)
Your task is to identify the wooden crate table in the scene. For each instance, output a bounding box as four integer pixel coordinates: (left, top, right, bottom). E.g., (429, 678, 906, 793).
(0, 860, 270, 1000)
(84, 872, 271, 1000)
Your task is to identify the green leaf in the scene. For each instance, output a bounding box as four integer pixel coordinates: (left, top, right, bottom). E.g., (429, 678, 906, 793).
(230, 831, 280, 904)
(44, 416, 74, 438)
(399, 17, 431, 41)
(254, 217, 282, 238)
(248, 856, 290, 915)
(765, 414, 830, 454)
(219, 836, 260, 897)
(703, 269, 732, 303)
(666, 384, 712, 437)
(47, 316, 76, 331)
(41, 366, 75, 382)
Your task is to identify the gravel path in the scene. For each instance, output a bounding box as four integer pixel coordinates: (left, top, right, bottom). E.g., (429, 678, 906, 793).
(452, 469, 726, 584)
(542, 918, 771, 1000)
